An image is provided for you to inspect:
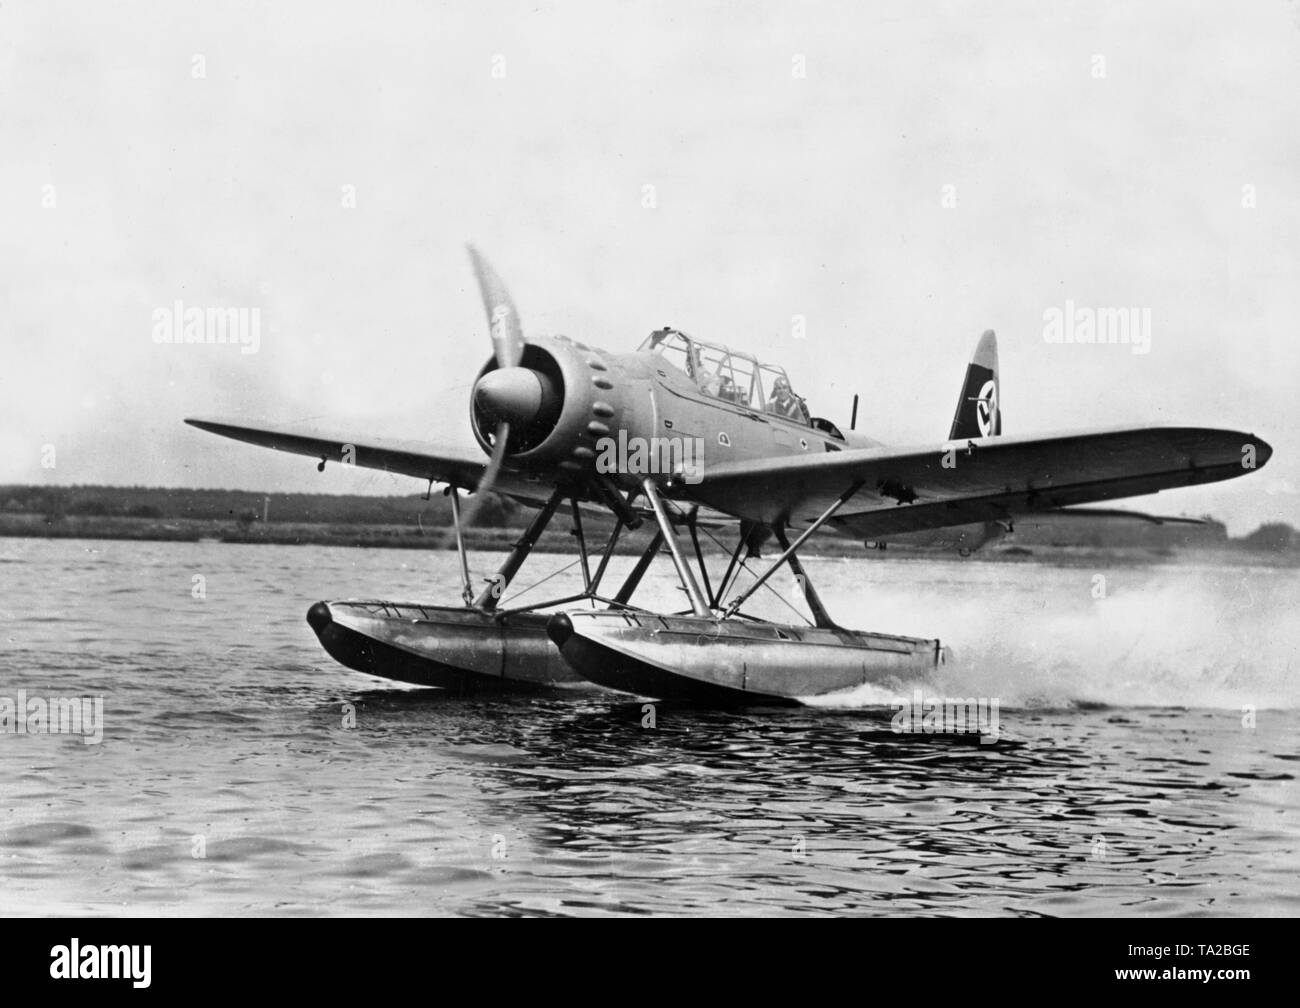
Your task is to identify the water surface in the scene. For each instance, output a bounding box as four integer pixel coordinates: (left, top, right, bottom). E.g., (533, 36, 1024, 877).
(1, 537, 1296, 916)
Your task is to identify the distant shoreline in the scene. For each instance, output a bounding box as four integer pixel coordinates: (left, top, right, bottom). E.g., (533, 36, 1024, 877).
(0, 512, 524, 552)
(3, 513, 1295, 567)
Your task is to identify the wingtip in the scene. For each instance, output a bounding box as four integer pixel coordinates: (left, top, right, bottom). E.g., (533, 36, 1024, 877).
(184, 417, 244, 437)
(1251, 434, 1273, 468)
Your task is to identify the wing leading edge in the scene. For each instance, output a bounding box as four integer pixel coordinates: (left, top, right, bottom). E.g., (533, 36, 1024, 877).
(185, 417, 489, 486)
(185, 417, 590, 509)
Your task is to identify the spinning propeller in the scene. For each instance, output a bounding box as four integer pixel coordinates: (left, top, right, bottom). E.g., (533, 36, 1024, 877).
(461, 245, 550, 528)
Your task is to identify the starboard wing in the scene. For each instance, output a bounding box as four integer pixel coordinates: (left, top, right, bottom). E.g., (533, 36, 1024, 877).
(683, 425, 1270, 539)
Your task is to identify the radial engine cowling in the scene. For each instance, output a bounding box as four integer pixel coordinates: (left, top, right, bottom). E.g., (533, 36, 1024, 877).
(469, 337, 624, 474)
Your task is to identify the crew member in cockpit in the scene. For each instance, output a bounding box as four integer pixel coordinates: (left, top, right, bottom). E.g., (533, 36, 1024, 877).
(691, 348, 723, 397)
(768, 375, 805, 420)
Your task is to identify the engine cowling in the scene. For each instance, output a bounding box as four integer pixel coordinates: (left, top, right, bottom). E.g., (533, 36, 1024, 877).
(469, 335, 640, 478)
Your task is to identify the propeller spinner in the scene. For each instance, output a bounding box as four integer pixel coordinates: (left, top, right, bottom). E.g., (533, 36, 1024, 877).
(474, 366, 559, 429)
(461, 245, 550, 527)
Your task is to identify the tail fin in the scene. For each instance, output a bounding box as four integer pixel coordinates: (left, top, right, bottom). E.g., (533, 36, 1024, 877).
(948, 330, 1001, 440)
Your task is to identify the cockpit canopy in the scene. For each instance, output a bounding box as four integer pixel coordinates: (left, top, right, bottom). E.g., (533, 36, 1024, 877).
(640, 327, 811, 425)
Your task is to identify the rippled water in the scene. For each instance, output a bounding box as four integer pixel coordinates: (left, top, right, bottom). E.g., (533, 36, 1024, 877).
(1, 537, 1297, 916)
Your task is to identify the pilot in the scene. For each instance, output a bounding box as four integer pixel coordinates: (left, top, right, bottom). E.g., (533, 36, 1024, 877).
(768, 375, 804, 420)
(691, 348, 723, 397)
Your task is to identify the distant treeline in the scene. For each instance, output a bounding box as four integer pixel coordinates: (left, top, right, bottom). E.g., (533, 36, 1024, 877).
(0, 484, 517, 528)
(1236, 522, 1300, 552)
(1, 485, 1295, 554)
(1010, 514, 1228, 549)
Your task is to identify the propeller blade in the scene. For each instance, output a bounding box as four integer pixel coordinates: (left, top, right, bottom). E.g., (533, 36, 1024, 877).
(466, 244, 524, 369)
(460, 421, 510, 529)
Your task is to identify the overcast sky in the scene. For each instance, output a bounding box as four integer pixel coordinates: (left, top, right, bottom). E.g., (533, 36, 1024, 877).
(2, 0, 1297, 533)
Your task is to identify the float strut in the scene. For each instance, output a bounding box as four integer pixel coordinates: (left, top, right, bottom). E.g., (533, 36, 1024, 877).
(446, 486, 474, 606)
(570, 499, 592, 593)
(641, 478, 711, 618)
(612, 529, 665, 608)
(475, 487, 565, 611)
(686, 509, 715, 608)
(723, 481, 863, 619)
(776, 525, 838, 629)
(590, 519, 624, 597)
(714, 530, 746, 607)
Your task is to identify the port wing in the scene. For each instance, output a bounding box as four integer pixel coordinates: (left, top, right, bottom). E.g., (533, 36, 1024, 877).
(182, 417, 561, 500)
(685, 425, 1270, 539)
(185, 417, 742, 524)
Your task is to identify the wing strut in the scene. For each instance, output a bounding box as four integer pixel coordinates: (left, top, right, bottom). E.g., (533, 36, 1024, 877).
(723, 481, 864, 619)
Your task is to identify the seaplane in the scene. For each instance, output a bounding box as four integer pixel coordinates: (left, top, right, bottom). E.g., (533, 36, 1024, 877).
(186, 247, 1272, 704)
